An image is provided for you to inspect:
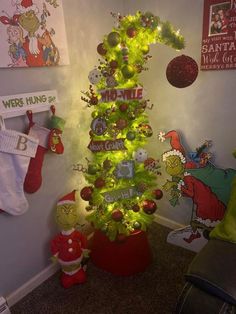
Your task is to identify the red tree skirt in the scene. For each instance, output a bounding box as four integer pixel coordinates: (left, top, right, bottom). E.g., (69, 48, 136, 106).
(90, 229, 152, 276)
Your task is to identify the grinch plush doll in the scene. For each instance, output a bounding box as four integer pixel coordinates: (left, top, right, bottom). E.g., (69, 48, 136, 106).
(50, 190, 90, 288)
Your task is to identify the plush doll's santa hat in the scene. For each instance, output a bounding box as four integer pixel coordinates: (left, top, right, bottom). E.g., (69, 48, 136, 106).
(57, 190, 76, 206)
(12, 0, 39, 14)
(159, 130, 186, 164)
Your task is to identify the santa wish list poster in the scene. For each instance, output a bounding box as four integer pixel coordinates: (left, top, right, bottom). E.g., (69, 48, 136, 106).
(201, 0, 236, 70)
(0, 0, 69, 68)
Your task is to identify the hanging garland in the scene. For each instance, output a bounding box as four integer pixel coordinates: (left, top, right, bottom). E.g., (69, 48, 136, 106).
(79, 11, 185, 241)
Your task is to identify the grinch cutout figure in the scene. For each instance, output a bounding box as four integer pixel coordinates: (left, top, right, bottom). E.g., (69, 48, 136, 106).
(50, 190, 90, 288)
(159, 130, 236, 252)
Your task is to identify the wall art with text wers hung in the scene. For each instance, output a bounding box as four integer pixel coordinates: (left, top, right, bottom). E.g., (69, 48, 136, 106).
(201, 0, 236, 70)
(0, 0, 69, 68)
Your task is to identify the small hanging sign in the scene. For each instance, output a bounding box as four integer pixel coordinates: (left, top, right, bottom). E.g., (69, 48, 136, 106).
(0, 90, 58, 118)
(102, 186, 141, 203)
(99, 86, 143, 103)
(88, 138, 127, 152)
(113, 160, 135, 179)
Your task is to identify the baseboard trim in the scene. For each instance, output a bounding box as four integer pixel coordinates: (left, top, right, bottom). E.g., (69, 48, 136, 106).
(5, 219, 182, 308)
(154, 214, 185, 230)
(6, 263, 60, 308)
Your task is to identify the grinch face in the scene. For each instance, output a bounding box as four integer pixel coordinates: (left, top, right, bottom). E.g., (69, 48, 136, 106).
(165, 155, 185, 177)
(56, 204, 78, 230)
(19, 10, 40, 35)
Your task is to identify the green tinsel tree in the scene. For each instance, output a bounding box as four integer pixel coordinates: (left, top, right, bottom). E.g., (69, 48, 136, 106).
(80, 11, 184, 241)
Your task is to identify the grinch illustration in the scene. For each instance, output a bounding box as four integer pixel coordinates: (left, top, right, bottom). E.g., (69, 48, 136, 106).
(159, 130, 236, 252)
(0, 0, 66, 67)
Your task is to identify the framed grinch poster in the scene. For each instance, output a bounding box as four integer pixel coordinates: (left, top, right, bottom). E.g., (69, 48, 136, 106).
(201, 0, 236, 70)
(0, 0, 69, 68)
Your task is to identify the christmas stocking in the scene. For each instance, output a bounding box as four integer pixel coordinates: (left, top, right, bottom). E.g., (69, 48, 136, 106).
(48, 105, 66, 154)
(24, 111, 50, 194)
(0, 117, 38, 215)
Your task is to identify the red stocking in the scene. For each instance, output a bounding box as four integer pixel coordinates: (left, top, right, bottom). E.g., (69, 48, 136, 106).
(24, 111, 50, 194)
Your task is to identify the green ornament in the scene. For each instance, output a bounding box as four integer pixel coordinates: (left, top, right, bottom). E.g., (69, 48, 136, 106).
(87, 164, 99, 175)
(233, 150, 236, 158)
(133, 221, 141, 229)
(107, 31, 121, 47)
(126, 131, 136, 141)
(121, 64, 135, 79)
(141, 45, 149, 55)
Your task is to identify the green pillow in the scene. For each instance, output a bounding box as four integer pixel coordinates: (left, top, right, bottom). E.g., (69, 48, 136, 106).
(210, 176, 236, 243)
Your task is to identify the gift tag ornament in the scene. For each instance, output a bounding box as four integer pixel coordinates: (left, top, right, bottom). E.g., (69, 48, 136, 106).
(91, 117, 107, 136)
(88, 68, 103, 85)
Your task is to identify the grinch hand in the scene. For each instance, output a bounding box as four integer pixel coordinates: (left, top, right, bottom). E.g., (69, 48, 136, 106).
(50, 190, 90, 288)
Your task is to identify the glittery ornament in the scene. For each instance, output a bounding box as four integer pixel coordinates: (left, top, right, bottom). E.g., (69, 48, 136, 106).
(166, 55, 198, 88)
(111, 209, 123, 221)
(97, 43, 107, 56)
(80, 186, 93, 201)
(119, 103, 129, 112)
(94, 177, 106, 188)
(107, 31, 121, 47)
(142, 199, 157, 214)
(126, 27, 137, 38)
(152, 189, 163, 200)
(126, 131, 136, 141)
(116, 118, 128, 130)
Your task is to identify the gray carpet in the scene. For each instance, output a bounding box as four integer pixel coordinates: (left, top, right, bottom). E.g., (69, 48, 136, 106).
(11, 223, 195, 314)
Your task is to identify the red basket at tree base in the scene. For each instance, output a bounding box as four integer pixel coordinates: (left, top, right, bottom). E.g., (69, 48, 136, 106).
(90, 229, 152, 276)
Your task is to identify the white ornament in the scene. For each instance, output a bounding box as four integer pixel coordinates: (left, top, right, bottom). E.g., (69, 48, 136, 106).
(133, 148, 148, 163)
(88, 68, 102, 85)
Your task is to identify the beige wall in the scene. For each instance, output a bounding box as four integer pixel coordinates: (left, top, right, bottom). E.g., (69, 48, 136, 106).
(0, 0, 124, 297)
(0, 0, 236, 297)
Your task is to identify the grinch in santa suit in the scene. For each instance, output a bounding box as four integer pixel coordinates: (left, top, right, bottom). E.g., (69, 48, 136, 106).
(51, 190, 90, 288)
(12, 0, 44, 66)
(159, 130, 228, 243)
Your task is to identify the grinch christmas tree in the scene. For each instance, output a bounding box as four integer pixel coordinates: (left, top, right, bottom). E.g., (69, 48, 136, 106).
(79, 11, 184, 274)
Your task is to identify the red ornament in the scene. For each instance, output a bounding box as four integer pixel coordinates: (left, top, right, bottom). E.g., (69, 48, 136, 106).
(166, 55, 198, 88)
(94, 177, 106, 188)
(142, 199, 157, 215)
(80, 186, 93, 201)
(152, 189, 163, 200)
(109, 60, 118, 69)
(116, 233, 127, 242)
(119, 103, 129, 112)
(111, 209, 124, 221)
(132, 204, 140, 212)
(116, 118, 128, 130)
(126, 27, 137, 38)
(97, 43, 107, 56)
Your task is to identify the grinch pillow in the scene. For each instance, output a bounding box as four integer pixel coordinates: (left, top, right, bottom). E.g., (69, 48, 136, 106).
(210, 176, 236, 243)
